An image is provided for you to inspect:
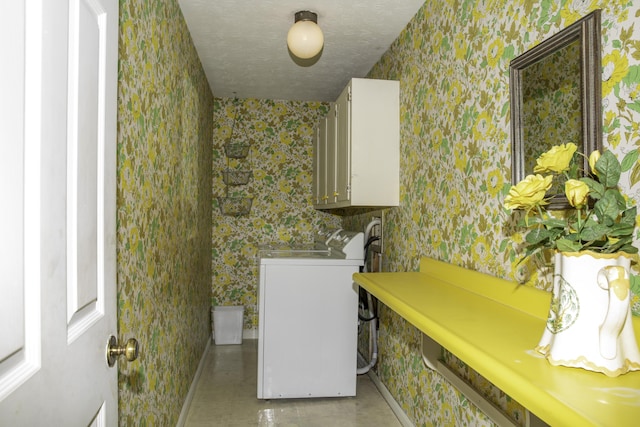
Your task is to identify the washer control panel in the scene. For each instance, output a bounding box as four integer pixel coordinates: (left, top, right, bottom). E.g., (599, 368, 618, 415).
(317, 229, 364, 260)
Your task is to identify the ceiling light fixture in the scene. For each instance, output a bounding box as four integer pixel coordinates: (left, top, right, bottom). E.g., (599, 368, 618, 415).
(287, 11, 324, 59)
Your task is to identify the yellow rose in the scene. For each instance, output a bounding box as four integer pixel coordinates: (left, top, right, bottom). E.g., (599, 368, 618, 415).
(589, 150, 601, 176)
(533, 143, 578, 173)
(565, 179, 589, 208)
(504, 174, 553, 210)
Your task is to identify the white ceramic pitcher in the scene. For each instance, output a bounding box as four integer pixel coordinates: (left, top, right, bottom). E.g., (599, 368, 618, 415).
(536, 251, 640, 377)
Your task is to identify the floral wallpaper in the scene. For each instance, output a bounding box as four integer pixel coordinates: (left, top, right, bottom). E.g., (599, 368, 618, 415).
(344, 0, 640, 426)
(211, 98, 341, 330)
(116, 0, 213, 425)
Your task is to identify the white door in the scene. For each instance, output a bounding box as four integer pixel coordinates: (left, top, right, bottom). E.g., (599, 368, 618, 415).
(0, 0, 122, 425)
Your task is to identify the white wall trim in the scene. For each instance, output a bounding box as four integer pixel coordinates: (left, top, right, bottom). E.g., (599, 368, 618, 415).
(210, 328, 257, 341)
(242, 328, 258, 339)
(176, 338, 211, 427)
(358, 353, 414, 427)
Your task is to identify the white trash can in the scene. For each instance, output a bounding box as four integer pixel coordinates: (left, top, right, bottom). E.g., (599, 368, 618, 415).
(212, 305, 244, 345)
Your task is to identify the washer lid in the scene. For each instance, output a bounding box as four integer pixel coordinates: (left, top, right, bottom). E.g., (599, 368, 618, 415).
(259, 254, 363, 266)
(258, 242, 331, 257)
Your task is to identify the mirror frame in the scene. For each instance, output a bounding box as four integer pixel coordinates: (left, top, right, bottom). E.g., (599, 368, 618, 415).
(510, 9, 602, 209)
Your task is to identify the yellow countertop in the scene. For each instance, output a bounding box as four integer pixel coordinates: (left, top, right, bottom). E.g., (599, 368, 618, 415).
(353, 257, 640, 427)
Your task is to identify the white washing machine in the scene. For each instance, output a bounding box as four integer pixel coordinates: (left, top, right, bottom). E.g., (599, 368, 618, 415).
(257, 229, 364, 399)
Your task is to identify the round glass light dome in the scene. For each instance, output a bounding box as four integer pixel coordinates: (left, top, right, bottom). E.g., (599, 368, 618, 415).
(287, 18, 324, 59)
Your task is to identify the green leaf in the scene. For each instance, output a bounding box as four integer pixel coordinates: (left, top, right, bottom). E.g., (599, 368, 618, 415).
(503, 45, 515, 61)
(630, 274, 640, 294)
(622, 64, 640, 86)
(583, 215, 600, 228)
(627, 101, 640, 115)
(595, 150, 621, 187)
(618, 243, 638, 254)
(605, 235, 634, 253)
(567, 162, 580, 180)
(581, 177, 604, 199)
(525, 228, 553, 245)
(563, 232, 581, 242)
(556, 239, 583, 252)
(620, 24, 634, 45)
(500, 101, 510, 118)
(621, 150, 639, 172)
(538, 218, 567, 229)
(607, 224, 635, 237)
(580, 223, 609, 241)
(607, 188, 627, 210)
(521, 245, 543, 262)
(594, 191, 622, 225)
(620, 206, 637, 227)
(519, 215, 565, 229)
(631, 161, 640, 187)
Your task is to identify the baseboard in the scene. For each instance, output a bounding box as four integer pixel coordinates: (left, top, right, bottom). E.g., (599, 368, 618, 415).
(176, 338, 211, 427)
(358, 353, 414, 427)
(243, 328, 258, 339)
(211, 328, 257, 341)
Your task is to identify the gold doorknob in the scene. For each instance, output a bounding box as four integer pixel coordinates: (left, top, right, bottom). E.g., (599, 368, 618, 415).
(106, 335, 139, 367)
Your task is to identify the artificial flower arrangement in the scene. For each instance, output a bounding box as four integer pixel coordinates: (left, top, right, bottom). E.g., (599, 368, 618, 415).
(504, 142, 639, 260)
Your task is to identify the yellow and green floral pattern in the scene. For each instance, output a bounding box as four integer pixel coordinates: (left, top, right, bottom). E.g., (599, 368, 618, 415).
(117, 0, 213, 425)
(346, 0, 640, 426)
(212, 98, 342, 329)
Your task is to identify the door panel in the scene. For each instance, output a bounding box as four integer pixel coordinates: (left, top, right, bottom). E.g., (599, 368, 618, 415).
(67, 0, 108, 342)
(0, 0, 42, 403)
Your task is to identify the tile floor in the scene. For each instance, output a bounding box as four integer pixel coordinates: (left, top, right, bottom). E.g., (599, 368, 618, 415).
(183, 340, 403, 426)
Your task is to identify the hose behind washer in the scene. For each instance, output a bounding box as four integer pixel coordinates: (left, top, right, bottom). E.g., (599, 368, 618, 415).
(357, 218, 381, 375)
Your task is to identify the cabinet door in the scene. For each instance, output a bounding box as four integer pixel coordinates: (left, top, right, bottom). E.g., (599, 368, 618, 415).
(312, 123, 320, 205)
(326, 103, 338, 205)
(314, 118, 327, 206)
(335, 85, 351, 204)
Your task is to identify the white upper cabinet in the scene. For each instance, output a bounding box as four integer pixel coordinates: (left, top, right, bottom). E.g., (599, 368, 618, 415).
(313, 78, 399, 209)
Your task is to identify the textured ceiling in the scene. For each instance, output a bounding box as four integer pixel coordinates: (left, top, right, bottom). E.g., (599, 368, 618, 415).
(178, 0, 424, 102)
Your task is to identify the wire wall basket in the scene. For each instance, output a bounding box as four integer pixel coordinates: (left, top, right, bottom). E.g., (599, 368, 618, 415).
(217, 197, 253, 217)
(222, 170, 253, 186)
(224, 141, 250, 159)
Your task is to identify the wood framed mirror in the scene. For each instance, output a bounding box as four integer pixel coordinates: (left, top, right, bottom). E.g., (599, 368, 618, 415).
(510, 10, 602, 209)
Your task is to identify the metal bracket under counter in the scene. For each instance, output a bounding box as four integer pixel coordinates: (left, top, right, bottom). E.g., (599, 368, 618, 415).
(353, 256, 640, 427)
(421, 333, 546, 427)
